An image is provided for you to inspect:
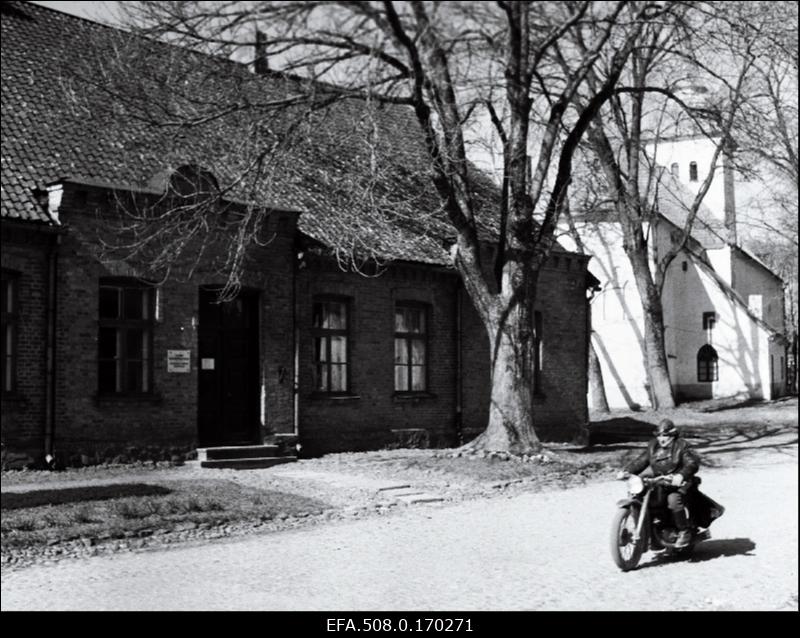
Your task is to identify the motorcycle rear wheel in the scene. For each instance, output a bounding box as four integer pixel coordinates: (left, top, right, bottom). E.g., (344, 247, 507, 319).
(611, 507, 644, 571)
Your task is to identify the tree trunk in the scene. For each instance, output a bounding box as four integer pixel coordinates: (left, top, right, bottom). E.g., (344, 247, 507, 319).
(642, 309, 675, 408)
(589, 337, 610, 412)
(626, 245, 676, 409)
(464, 308, 543, 454)
(637, 284, 675, 409)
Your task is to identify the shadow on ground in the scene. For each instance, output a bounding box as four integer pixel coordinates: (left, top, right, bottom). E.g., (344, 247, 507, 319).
(588, 418, 656, 445)
(688, 538, 757, 563)
(680, 396, 765, 413)
(1, 484, 173, 510)
(587, 418, 797, 461)
(635, 538, 756, 571)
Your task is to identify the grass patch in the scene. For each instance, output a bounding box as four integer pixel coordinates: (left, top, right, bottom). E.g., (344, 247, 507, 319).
(1, 483, 173, 510)
(1, 479, 330, 550)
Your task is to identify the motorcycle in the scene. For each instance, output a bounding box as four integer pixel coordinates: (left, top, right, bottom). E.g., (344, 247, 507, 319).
(610, 473, 725, 571)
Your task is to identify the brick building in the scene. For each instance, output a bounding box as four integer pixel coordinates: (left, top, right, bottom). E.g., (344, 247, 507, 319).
(1, 2, 596, 468)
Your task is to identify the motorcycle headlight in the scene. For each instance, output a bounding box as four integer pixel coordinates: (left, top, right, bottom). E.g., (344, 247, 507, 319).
(627, 475, 644, 495)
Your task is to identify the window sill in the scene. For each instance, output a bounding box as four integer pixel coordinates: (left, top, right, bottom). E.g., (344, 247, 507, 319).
(94, 392, 164, 405)
(393, 392, 437, 403)
(310, 393, 361, 402)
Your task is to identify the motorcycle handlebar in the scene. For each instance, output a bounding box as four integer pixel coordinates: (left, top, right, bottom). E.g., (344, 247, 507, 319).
(642, 476, 678, 486)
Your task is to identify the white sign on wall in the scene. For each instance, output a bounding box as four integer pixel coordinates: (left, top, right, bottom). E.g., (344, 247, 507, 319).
(167, 350, 191, 373)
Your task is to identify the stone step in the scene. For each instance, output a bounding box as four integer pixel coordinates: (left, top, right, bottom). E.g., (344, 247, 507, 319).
(393, 493, 445, 505)
(196, 456, 297, 470)
(197, 445, 281, 461)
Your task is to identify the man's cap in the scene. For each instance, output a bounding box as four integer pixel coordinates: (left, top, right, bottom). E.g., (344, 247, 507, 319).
(656, 418, 678, 436)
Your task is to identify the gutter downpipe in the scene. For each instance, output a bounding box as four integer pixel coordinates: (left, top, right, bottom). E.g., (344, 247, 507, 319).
(44, 233, 60, 467)
(455, 279, 463, 445)
(292, 243, 300, 443)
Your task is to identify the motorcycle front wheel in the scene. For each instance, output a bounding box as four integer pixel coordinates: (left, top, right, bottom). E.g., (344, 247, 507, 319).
(610, 507, 644, 571)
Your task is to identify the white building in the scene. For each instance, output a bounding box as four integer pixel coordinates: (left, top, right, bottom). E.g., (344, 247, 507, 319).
(568, 135, 788, 409)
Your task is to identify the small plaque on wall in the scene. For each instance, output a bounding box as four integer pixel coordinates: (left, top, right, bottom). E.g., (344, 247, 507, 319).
(167, 350, 191, 373)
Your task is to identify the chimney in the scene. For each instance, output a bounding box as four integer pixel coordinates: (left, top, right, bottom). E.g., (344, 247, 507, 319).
(254, 30, 269, 75)
(722, 140, 737, 245)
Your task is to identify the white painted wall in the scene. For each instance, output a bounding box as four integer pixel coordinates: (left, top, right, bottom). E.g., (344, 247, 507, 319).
(662, 253, 772, 401)
(646, 137, 727, 223)
(729, 249, 785, 333)
(705, 247, 732, 286)
(571, 218, 781, 408)
(573, 223, 651, 409)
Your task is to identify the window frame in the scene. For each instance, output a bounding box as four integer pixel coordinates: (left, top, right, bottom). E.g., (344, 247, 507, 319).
(697, 344, 719, 383)
(533, 310, 543, 395)
(97, 278, 155, 396)
(311, 295, 351, 395)
(393, 301, 430, 394)
(1, 270, 19, 395)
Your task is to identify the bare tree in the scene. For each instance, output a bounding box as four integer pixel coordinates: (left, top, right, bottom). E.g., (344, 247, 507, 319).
(733, 2, 798, 392)
(566, 2, 769, 408)
(62, 1, 672, 453)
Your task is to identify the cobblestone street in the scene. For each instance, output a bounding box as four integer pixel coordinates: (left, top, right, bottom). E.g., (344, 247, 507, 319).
(2, 451, 796, 611)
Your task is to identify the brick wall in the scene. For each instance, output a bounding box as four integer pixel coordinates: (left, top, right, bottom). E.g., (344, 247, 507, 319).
(460, 256, 590, 444)
(298, 252, 591, 455)
(46, 185, 298, 464)
(0, 225, 51, 467)
(296, 257, 460, 456)
(2, 182, 591, 464)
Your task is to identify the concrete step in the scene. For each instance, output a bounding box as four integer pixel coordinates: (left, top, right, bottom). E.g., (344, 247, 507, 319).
(377, 485, 445, 505)
(197, 445, 281, 462)
(196, 456, 297, 470)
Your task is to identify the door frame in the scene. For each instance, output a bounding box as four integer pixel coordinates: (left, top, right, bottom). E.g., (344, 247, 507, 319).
(197, 285, 261, 447)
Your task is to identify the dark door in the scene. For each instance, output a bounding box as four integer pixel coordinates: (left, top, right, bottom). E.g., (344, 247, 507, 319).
(198, 288, 260, 447)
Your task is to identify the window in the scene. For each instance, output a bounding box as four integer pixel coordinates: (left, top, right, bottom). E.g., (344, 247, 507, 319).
(697, 344, 718, 382)
(670, 162, 679, 177)
(394, 303, 428, 392)
(1, 271, 18, 394)
(702, 311, 716, 331)
(689, 161, 698, 182)
(312, 298, 349, 393)
(533, 311, 543, 394)
(98, 280, 154, 394)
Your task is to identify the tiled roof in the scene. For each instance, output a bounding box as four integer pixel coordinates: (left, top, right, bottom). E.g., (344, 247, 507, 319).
(570, 160, 727, 250)
(1, 1, 504, 264)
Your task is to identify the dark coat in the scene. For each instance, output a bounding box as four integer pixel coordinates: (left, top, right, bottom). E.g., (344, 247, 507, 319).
(625, 437, 700, 480)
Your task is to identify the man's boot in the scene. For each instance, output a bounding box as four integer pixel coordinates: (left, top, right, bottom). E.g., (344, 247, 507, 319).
(673, 508, 691, 547)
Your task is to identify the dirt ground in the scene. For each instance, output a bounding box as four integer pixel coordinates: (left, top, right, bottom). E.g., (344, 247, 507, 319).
(3, 444, 797, 611)
(2, 396, 796, 572)
(3, 396, 796, 495)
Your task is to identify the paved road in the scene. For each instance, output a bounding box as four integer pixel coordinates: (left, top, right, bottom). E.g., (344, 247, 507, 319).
(2, 457, 796, 611)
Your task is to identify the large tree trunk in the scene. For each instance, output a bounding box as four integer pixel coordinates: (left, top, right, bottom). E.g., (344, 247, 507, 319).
(627, 252, 675, 409)
(589, 337, 610, 412)
(464, 305, 543, 454)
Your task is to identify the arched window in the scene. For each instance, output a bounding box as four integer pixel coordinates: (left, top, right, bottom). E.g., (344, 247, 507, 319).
(697, 344, 718, 382)
(670, 162, 679, 177)
(689, 161, 698, 182)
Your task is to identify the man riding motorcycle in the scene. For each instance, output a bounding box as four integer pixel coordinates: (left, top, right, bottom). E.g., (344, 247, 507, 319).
(617, 418, 699, 548)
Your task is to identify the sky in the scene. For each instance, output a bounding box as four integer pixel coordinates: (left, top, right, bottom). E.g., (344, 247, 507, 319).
(31, 1, 121, 24)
